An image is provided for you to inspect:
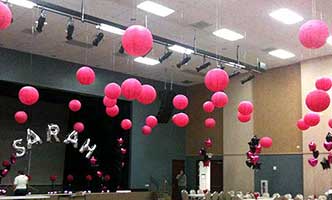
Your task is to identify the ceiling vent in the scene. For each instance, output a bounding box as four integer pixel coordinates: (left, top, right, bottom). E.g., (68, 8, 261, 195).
(190, 20, 212, 30)
(66, 40, 94, 49)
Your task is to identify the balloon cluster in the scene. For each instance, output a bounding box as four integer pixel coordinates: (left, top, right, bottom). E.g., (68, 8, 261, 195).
(0, 154, 16, 181)
(238, 101, 254, 123)
(199, 138, 213, 167)
(307, 141, 319, 167)
(307, 133, 332, 170)
(245, 136, 262, 170)
(299, 20, 329, 49)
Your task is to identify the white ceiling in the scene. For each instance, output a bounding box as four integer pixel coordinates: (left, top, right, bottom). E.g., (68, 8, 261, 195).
(1, 0, 332, 86)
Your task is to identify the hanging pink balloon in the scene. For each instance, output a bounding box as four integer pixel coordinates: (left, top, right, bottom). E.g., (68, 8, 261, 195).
(173, 94, 189, 110)
(203, 101, 215, 113)
(204, 68, 229, 92)
(211, 91, 228, 108)
(0, 2, 12, 30)
(49, 175, 57, 182)
(18, 86, 39, 106)
(121, 78, 142, 100)
(117, 138, 124, 145)
(73, 122, 84, 133)
(308, 158, 318, 167)
(103, 96, 117, 107)
(67, 175, 74, 183)
(315, 77, 332, 91)
(204, 138, 213, 148)
(204, 118, 216, 128)
(121, 119, 132, 130)
(172, 113, 189, 127)
(120, 148, 127, 155)
(304, 112, 320, 126)
(250, 155, 260, 165)
(96, 171, 103, 178)
(237, 112, 251, 123)
(238, 101, 254, 115)
(329, 119, 332, 128)
(308, 141, 317, 151)
(90, 156, 97, 165)
(14, 111, 28, 124)
(76, 66, 95, 85)
(106, 105, 119, 117)
(297, 119, 310, 131)
(324, 141, 332, 151)
(1, 169, 8, 177)
(85, 175, 93, 182)
(255, 144, 262, 154)
(137, 84, 157, 105)
(305, 89, 330, 112)
(104, 174, 111, 182)
(299, 19, 329, 49)
(121, 25, 153, 57)
(145, 115, 158, 128)
(104, 83, 121, 99)
(259, 136, 273, 148)
(69, 99, 81, 112)
(142, 125, 152, 136)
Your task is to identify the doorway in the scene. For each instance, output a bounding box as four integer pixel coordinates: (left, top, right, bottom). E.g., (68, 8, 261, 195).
(195, 160, 223, 192)
(172, 160, 185, 200)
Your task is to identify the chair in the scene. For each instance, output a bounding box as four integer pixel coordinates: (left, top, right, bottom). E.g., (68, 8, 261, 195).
(219, 192, 225, 200)
(181, 190, 189, 200)
(205, 191, 211, 200)
(295, 194, 304, 200)
(307, 195, 314, 200)
(212, 192, 219, 200)
(197, 190, 204, 194)
(318, 195, 327, 200)
(262, 193, 270, 198)
(272, 193, 281, 199)
(284, 194, 292, 200)
(190, 190, 196, 194)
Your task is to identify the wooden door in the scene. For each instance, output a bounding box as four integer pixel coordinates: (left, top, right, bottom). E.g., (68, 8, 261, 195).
(172, 160, 185, 200)
(211, 160, 223, 192)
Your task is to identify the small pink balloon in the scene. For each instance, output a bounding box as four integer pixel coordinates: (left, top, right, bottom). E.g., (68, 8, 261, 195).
(204, 118, 216, 128)
(14, 111, 28, 124)
(308, 158, 318, 167)
(308, 141, 317, 151)
(328, 153, 332, 163)
(238, 101, 254, 115)
(73, 122, 84, 133)
(120, 148, 127, 155)
(255, 144, 262, 154)
(90, 156, 97, 165)
(324, 141, 332, 151)
(329, 119, 332, 129)
(259, 137, 273, 148)
(106, 105, 119, 117)
(299, 19, 329, 49)
(69, 99, 81, 112)
(304, 112, 320, 127)
(121, 119, 132, 130)
(204, 138, 212, 148)
(18, 86, 39, 106)
(297, 119, 310, 131)
(117, 138, 124, 145)
(1, 169, 8, 177)
(121, 78, 142, 100)
(103, 96, 117, 107)
(237, 112, 251, 123)
(137, 84, 157, 105)
(76, 66, 95, 85)
(204, 68, 229, 92)
(203, 101, 215, 113)
(0, 2, 12, 30)
(96, 171, 103, 178)
(211, 92, 228, 108)
(142, 125, 152, 136)
(145, 115, 158, 128)
(173, 94, 189, 110)
(246, 151, 254, 159)
(250, 155, 260, 165)
(104, 174, 111, 182)
(104, 83, 121, 99)
(315, 77, 332, 91)
(172, 113, 190, 127)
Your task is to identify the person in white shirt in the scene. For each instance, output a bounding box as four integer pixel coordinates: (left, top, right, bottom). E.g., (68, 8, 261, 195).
(13, 171, 28, 196)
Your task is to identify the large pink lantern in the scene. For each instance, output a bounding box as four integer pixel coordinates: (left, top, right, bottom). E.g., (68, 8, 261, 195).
(172, 113, 189, 127)
(121, 25, 153, 57)
(238, 101, 254, 115)
(73, 122, 84, 133)
(0, 2, 12, 30)
(145, 115, 158, 128)
(106, 105, 119, 117)
(76, 66, 95, 85)
(315, 77, 332, 91)
(304, 112, 320, 127)
(121, 78, 142, 100)
(204, 68, 229, 92)
(299, 19, 329, 49)
(18, 86, 39, 106)
(69, 99, 81, 112)
(259, 136, 273, 148)
(121, 119, 132, 130)
(211, 91, 228, 108)
(137, 84, 157, 105)
(173, 94, 189, 110)
(103, 96, 117, 107)
(203, 101, 215, 113)
(104, 83, 121, 99)
(305, 89, 330, 112)
(297, 119, 310, 131)
(204, 118, 216, 128)
(14, 111, 28, 124)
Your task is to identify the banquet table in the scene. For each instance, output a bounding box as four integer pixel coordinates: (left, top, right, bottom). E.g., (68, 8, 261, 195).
(188, 194, 205, 199)
(0, 195, 50, 200)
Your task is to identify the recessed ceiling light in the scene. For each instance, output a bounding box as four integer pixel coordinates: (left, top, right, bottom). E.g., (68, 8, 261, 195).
(134, 57, 160, 66)
(96, 24, 125, 35)
(137, 1, 174, 17)
(213, 28, 244, 41)
(269, 8, 303, 25)
(7, 0, 37, 9)
(327, 36, 332, 45)
(268, 49, 295, 59)
(168, 45, 194, 55)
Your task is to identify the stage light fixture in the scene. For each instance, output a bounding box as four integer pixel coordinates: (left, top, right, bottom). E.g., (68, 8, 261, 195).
(196, 61, 211, 72)
(35, 10, 46, 33)
(229, 71, 240, 78)
(66, 17, 74, 40)
(92, 32, 104, 46)
(241, 74, 255, 84)
(119, 45, 125, 54)
(176, 54, 191, 68)
(159, 49, 173, 63)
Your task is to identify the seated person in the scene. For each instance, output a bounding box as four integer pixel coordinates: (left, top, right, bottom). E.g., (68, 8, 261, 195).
(13, 170, 28, 196)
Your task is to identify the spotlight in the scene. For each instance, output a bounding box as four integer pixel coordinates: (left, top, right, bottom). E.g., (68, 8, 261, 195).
(196, 61, 211, 72)
(35, 10, 46, 33)
(119, 45, 125, 54)
(66, 17, 74, 40)
(229, 71, 241, 78)
(176, 54, 191, 68)
(241, 74, 255, 84)
(159, 50, 173, 63)
(92, 32, 104, 46)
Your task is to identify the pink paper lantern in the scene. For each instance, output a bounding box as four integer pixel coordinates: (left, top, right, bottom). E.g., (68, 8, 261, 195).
(0, 2, 12, 30)
(137, 84, 157, 105)
(76, 66, 95, 85)
(237, 112, 251, 123)
(121, 25, 153, 57)
(203, 101, 215, 113)
(305, 89, 330, 112)
(121, 78, 142, 100)
(121, 119, 132, 130)
(14, 111, 28, 124)
(238, 101, 254, 115)
(297, 119, 310, 131)
(172, 113, 189, 127)
(329, 119, 332, 128)
(73, 122, 84, 133)
(259, 136, 273, 148)
(204, 118, 216, 128)
(315, 77, 332, 91)
(145, 115, 158, 128)
(104, 83, 121, 99)
(18, 86, 39, 106)
(211, 92, 228, 108)
(142, 125, 152, 136)
(299, 19, 329, 49)
(204, 68, 229, 92)
(106, 105, 119, 117)
(69, 99, 81, 112)
(103, 96, 117, 107)
(204, 138, 213, 148)
(304, 112, 320, 127)
(173, 94, 189, 110)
